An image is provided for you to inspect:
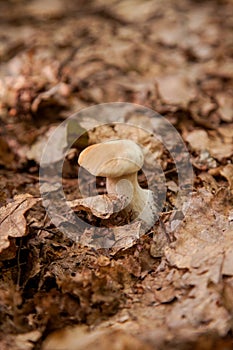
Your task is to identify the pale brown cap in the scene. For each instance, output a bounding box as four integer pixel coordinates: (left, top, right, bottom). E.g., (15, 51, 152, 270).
(78, 139, 144, 178)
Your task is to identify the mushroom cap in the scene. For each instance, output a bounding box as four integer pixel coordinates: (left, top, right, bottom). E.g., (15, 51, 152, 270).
(78, 139, 144, 178)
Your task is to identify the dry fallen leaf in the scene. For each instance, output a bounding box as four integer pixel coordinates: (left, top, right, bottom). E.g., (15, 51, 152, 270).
(68, 194, 146, 252)
(220, 164, 233, 191)
(186, 130, 209, 152)
(0, 194, 39, 257)
(164, 189, 233, 336)
(156, 74, 196, 107)
(14, 330, 42, 350)
(186, 129, 233, 161)
(112, 221, 142, 252)
(42, 325, 152, 350)
(68, 194, 128, 219)
(25, 0, 65, 19)
(216, 93, 233, 122)
(208, 135, 233, 161)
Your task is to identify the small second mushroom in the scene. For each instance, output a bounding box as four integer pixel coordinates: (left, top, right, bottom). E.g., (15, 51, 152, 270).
(78, 139, 156, 227)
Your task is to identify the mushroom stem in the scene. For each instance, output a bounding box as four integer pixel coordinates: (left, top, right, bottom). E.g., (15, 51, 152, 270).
(106, 173, 155, 224)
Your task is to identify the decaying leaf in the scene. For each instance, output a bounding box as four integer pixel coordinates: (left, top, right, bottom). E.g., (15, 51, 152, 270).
(68, 195, 145, 252)
(112, 221, 142, 251)
(186, 130, 209, 152)
(164, 189, 233, 335)
(68, 194, 128, 219)
(25, 0, 65, 19)
(0, 194, 39, 257)
(165, 189, 233, 270)
(14, 330, 42, 350)
(216, 93, 233, 122)
(197, 172, 218, 193)
(186, 129, 233, 161)
(31, 83, 70, 113)
(42, 326, 152, 350)
(156, 74, 196, 107)
(220, 164, 233, 191)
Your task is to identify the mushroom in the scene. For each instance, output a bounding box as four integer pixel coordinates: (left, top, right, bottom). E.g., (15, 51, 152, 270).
(78, 139, 156, 227)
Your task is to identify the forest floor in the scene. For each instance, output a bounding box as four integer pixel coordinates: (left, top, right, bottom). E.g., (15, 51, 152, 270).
(0, 0, 233, 349)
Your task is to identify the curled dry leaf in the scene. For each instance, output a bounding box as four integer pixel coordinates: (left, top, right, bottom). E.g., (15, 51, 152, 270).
(0, 194, 39, 257)
(198, 172, 218, 193)
(186, 129, 233, 161)
(68, 194, 128, 219)
(220, 164, 233, 191)
(42, 326, 152, 350)
(14, 330, 42, 350)
(31, 82, 70, 113)
(216, 93, 233, 122)
(112, 221, 141, 252)
(68, 194, 142, 252)
(25, 0, 65, 19)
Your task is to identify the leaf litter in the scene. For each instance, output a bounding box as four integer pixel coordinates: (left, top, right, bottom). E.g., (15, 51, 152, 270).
(0, 0, 233, 349)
